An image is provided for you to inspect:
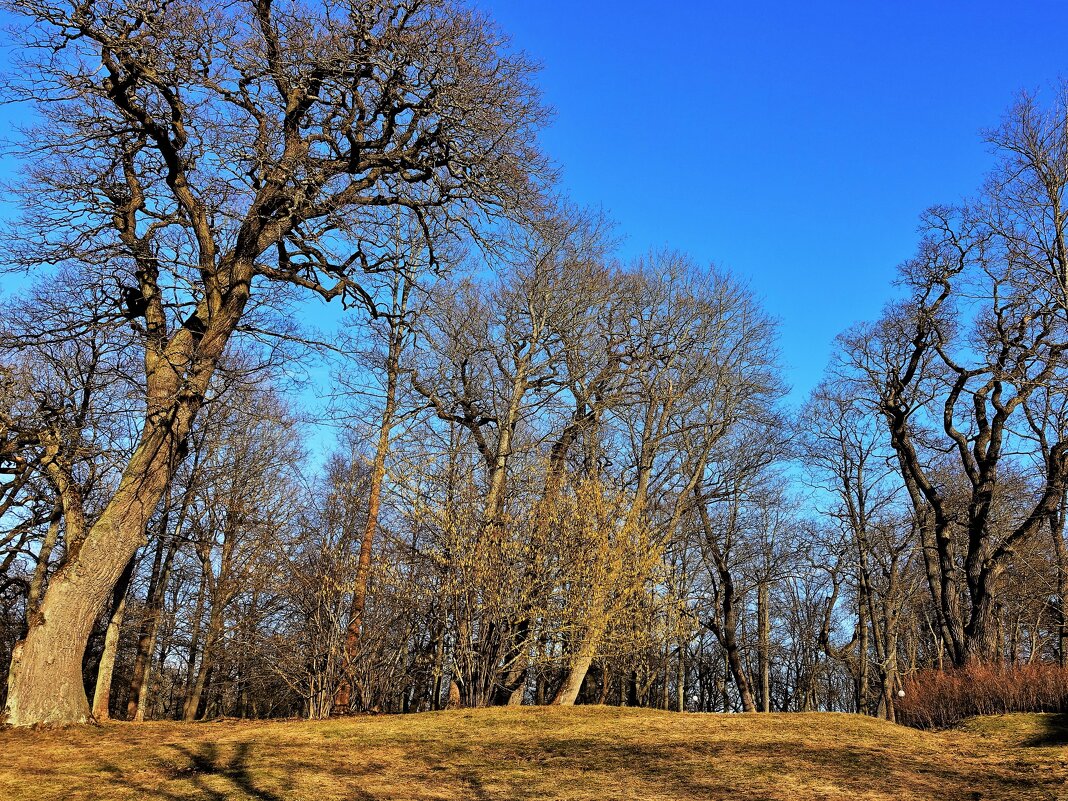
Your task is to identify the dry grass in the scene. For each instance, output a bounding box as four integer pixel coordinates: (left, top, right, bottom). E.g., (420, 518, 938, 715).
(2, 706, 1066, 800)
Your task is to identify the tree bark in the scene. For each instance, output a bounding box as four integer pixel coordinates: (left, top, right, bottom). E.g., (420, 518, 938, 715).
(91, 556, 136, 721)
(5, 267, 250, 725)
(1054, 503, 1068, 667)
(757, 580, 771, 713)
(183, 602, 223, 721)
(26, 503, 62, 616)
(857, 597, 869, 714)
(126, 536, 178, 720)
(5, 431, 182, 725)
(336, 270, 412, 711)
(550, 578, 608, 706)
(551, 645, 595, 706)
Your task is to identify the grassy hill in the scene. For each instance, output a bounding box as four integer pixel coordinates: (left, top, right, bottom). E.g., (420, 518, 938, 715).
(1, 706, 1065, 800)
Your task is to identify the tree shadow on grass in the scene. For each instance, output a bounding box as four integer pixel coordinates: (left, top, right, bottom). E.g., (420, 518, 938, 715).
(100, 739, 379, 801)
(169, 742, 283, 801)
(85, 717, 1067, 801)
(1022, 714, 1068, 747)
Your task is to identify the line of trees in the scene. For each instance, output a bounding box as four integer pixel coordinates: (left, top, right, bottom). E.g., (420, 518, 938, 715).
(1, 0, 1067, 727)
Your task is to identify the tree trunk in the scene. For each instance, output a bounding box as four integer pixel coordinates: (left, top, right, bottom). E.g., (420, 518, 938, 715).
(1052, 503, 1068, 666)
(183, 565, 209, 708)
(4, 280, 249, 726)
(126, 537, 178, 720)
(4, 430, 180, 725)
(551, 585, 608, 706)
(446, 680, 461, 709)
(857, 597, 869, 714)
(723, 631, 756, 712)
(676, 642, 685, 712)
(962, 565, 1003, 664)
(91, 556, 136, 721)
(693, 484, 755, 713)
(336, 308, 406, 711)
(720, 650, 730, 711)
(26, 503, 63, 616)
(183, 602, 223, 722)
(757, 581, 771, 713)
(552, 648, 594, 707)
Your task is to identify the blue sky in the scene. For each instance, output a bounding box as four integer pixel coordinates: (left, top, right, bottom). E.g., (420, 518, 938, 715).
(1, 1, 1066, 405)
(472, 0, 1068, 398)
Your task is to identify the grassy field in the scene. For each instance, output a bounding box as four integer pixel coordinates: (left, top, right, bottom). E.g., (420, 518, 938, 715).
(1, 706, 1066, 800)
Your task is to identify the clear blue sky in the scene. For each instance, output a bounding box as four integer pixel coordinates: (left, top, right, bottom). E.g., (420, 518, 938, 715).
(473, 0, 1068, 399)
(2, 1, 1067, 403)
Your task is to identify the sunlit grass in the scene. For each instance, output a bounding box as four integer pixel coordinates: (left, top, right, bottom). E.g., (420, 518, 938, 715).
(2, 706, 1065, 800)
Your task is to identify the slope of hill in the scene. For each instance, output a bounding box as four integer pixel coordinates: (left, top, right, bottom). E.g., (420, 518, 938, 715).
(1, 706, 1065, 800)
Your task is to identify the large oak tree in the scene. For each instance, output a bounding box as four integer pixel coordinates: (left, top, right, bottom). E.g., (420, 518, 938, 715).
(0, 0, 549, 724)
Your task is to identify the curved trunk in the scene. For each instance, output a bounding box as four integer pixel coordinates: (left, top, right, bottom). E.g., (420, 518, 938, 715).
(550, 647, 595, 706)
(5, 428, 178, 725)
(724, 632, 756, 713)
(26, 504, 62, 615)
(336, 322, 404, 712)
(551, 583, 608, 706)
(693, 483, 756, 713)
(183, 603, 223, 721)
(4, 280, 249, 726)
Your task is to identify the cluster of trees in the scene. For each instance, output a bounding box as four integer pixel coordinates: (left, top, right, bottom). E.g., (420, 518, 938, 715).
(0, 0, 1066, 727)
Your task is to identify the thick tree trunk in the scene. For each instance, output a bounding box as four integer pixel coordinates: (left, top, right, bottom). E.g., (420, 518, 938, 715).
(723, 630, 756, 712)
(4, 275, 249, 726)
(496, 644, 531, 703)
(962, 573, 1003, 665)
(4, 428, 180, 725)
(91, 556, 136, 721)
(551, 582, 608, 706)
(551, 646, 595, 707)
(506, 671, 527, 705)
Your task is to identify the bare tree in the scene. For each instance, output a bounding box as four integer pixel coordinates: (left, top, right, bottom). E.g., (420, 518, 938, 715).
(841, 167, 1068, 665)
(0, 0, 549, 724)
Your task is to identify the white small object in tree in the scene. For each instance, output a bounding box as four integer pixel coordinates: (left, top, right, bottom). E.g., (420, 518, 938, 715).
(897, 689, 906, 698)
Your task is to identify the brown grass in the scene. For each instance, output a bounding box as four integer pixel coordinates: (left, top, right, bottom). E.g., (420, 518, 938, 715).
(1, 706, 1065, 800)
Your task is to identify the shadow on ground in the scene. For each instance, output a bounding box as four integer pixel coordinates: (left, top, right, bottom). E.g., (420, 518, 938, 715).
(100, 741, 363, 801)
(1022, 713, 1068, 747)
(94, 727, 1061, 801)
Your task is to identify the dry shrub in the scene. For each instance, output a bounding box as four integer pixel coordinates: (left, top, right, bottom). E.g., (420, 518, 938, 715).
(897, 662, 1068, 729)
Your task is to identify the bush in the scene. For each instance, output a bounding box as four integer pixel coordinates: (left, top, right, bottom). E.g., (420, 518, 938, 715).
(897, 662, 1068, 729)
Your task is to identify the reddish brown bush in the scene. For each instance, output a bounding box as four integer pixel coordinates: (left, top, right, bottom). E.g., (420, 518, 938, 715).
(897, 662, 1068, 729)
